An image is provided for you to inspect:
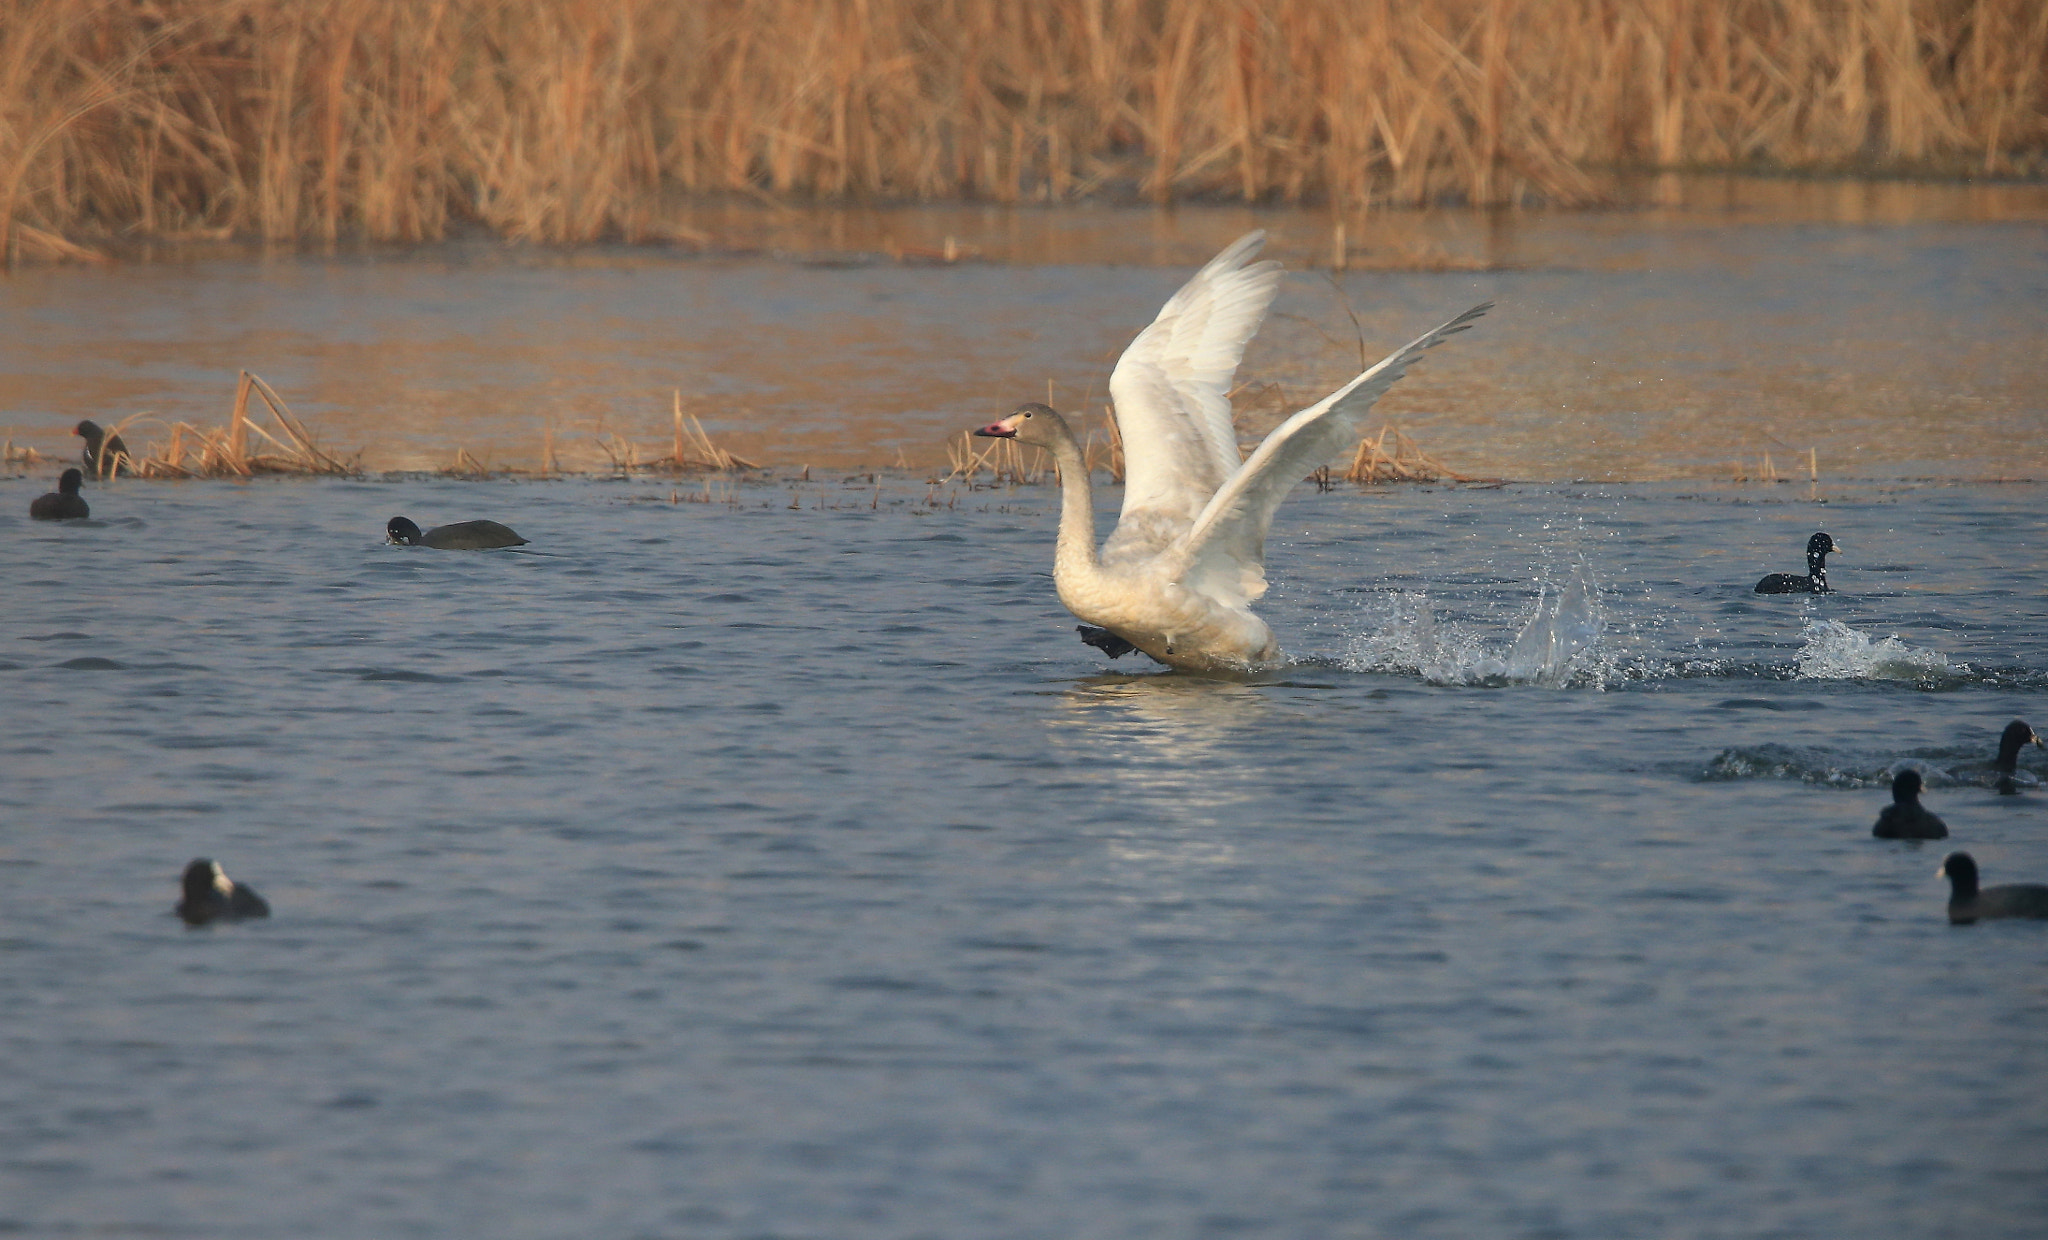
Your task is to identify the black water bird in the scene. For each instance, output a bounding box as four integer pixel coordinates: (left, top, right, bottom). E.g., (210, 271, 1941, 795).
(1994, 720, 2042, 795)
(28, 468, 89, 520)
(1939, 852, 2048, 924)
(1077, 625, 1138, 658)
(176, 858, 271, 926)
(386, 516, 528, 550)
(1754, 532, 1839, 594)
(1872, 769, 1946, 839)
(74, 419, 132, 478)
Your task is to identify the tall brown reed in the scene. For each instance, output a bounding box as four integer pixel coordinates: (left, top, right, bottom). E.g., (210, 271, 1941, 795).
(79, 371, 358, 477)
(4, 0, 2044, 257)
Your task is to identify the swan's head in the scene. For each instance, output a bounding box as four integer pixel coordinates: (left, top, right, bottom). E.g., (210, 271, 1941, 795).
(974, 402, 1069, 449)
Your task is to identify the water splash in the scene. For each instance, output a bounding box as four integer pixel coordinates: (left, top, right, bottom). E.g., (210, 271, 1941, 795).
(1794, 619, 1967, 684)
(1345, 563, 1606, 687)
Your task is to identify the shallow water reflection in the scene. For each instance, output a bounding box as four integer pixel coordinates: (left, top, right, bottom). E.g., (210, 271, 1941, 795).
(4, 184, 2045, 481)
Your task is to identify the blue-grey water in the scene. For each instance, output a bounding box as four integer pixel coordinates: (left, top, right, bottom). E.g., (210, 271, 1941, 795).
(4, 193, 2048, 1238)
(4, 472, 2046, 1239)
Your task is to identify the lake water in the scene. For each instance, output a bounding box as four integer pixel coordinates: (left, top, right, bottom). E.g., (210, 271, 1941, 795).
(5, 183, 2046, 480)
(3, 190, 2047, 1238)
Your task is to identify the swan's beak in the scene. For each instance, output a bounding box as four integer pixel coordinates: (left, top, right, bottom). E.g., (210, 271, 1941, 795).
(973, 421, 1017, 439)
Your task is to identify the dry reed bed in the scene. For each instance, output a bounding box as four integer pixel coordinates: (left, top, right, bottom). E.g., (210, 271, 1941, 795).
(5, 0, 2044, 259)
(70, 371, 358, 478)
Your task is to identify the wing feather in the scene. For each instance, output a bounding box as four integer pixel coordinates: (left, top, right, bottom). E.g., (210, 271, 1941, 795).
(1170, 301, 1493, 606)
(1106, 232, 1286, 539)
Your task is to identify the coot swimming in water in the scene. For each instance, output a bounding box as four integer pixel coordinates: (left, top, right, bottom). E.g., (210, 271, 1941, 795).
(1938, 853, 2048, 924)
(386, 516, 528, 549)
(1872, 769, 1947, 839)
(176, 858, 271, 926)
(1994, 720, 2042, 795)
(1754, 532, 1839, 594)
(28, 468, 89, 520)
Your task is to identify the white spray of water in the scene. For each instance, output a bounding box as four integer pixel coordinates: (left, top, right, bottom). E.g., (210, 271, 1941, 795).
(1344, 562, 1606, 687)
(1794, 618, 1966, 682)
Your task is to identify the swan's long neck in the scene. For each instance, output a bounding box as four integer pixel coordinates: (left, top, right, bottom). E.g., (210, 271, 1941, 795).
(1044, 421, 1109, 595)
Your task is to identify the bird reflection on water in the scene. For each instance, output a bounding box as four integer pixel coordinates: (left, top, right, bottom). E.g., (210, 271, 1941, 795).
(1046, 672, 1319, 819)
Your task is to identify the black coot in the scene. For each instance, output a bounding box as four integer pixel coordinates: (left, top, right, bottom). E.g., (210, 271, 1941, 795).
(1939, 853, 2048, 924)
(28, 468, 89, 520)
(176, 858, 271, 926)
(1994, 720, 2042, 795)
(1754, 532, 1839, 594)
(1872, 769, 1947, 839)
(386, 516, 528, 550)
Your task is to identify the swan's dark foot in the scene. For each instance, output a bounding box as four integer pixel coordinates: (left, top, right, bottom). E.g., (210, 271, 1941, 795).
(1076, 625, 1137, 658)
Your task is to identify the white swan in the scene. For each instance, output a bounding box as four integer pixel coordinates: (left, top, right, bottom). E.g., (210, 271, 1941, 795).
(975, 230, 1489, 672)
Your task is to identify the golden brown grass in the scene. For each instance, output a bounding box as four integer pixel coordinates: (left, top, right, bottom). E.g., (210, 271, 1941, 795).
(582, 391, 758, 478)
(942, 430, 1053, 487)
(3, 438, 54, 467)
(1345, 424, 1488, 484)
(77, 371, 359, 477)
(4, 0, 2043, 257)
(935, 416, 1477, 491)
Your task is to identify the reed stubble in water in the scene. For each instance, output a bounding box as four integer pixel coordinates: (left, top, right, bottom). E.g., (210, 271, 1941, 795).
(71, 372, 356, 479)
(4, 0, 2046, 258)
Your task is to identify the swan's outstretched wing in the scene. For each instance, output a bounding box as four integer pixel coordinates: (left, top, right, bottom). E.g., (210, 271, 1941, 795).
(1171, 301, 1492, 605)
(1106, 232, 1286, 543)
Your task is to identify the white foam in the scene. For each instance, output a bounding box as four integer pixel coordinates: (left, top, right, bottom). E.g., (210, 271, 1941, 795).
(1793, 618, 1966, 682)
(1344, 563, 1607, 687)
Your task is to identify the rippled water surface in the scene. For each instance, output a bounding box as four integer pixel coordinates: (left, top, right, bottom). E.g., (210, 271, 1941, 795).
(6, 191, 2048, 1236)
(4, 470, 2046, 1238)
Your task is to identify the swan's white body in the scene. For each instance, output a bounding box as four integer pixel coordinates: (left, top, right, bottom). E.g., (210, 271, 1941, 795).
(979, 231, 1488, 672)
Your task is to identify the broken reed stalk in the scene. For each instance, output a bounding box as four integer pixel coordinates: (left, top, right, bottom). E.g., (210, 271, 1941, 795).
(680, 402, 760, 471)
(578, 393, 757, 477)
(1728, 445, 1820, 484)
(79, 372, 357, 479)
(943, 431, 999, 484)
(660, 391, 760, 472)
(941, 429, 1053, 487)
(1098, 408, 1124, 483)
(1344, 424, 1487, 484)
(6, 0, 2046, 257)
(3, 437, 50, 465)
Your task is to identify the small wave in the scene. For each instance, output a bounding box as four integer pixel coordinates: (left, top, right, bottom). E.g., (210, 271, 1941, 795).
(319, 666, 459, 683)
(1344, 564, 1607, 687)
(57, 656, 126, 671)
(1794, 619, 1967, 685)
(1699, 744, 1894, 787)
(1698, 742, 2045, 790)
